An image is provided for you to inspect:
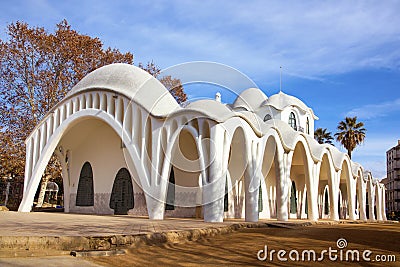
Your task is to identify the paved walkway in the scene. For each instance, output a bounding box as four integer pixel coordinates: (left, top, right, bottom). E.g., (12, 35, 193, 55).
(0, 211, 234, 237)
(0, 256, 103, 267)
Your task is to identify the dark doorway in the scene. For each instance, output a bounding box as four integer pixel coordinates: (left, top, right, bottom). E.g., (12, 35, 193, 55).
(76, 162, 94, 206)
(109, 168, 134, 215)
(355, 194, 358, 216)
(290, 181, 297, 214)
(165, 168, 175, 210)
(305, 191, 308, 216)
(258, 182, 263, 213)
(366, 192, 369, 219)
(224, 176, 229, 212)
(324, 189, 329, 215)
(338, 194, 341, 219)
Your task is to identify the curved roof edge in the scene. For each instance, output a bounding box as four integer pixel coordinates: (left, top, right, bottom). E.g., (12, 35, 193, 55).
(68, 63, 181, 117)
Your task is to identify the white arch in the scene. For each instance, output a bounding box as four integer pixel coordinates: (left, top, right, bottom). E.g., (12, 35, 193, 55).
(286, 135, 317, 221)
(19, 93, 148, 213)
(258, 132, 284, 220)
(356, 167, 367, 221)
(337, 157, 355, 220)
(317, 151, 336, 220)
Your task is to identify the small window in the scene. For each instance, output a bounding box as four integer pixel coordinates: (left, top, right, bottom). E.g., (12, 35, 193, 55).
(263, 114, 272, 122)
(306, 117, 310, 134)
(288, 112, 297, 130)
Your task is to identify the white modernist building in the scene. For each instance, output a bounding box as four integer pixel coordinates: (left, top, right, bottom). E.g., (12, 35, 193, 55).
(18, 63, 387, 222)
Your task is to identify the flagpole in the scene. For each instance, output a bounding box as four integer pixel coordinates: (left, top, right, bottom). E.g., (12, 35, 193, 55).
(280, 66, 282, 93)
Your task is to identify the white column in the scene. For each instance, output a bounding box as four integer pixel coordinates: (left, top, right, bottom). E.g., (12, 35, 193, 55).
(358, 179, 367, 221)
(381, 186, 387, 221)
(376, 186, 383, 221)
(348, 177, 356, 221)
(368, 183, 376, 221)
(31, 131, 40, 170)
(276, 152, 290, 221)
(244, 142, 261, 222)
(40, 123, 46, 152)
(203, 125, 225, 222)
(331, 172, 339, 221)
(53, 109, 59, 132)
(73, 97, 79, 113)
(308, 163, 320, 221)
(23, 139, 33, 194)
(66, 100, 72, 117)
(144, 127, 167, 220)
(59, 104, 65, 124)
(47, 118, 53, 143)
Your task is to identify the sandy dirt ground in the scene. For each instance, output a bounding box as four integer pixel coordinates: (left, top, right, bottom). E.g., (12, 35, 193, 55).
(88, 223, 400, 267)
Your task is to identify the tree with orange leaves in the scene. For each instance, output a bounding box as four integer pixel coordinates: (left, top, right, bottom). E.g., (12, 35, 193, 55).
(0, 20, 134, 206)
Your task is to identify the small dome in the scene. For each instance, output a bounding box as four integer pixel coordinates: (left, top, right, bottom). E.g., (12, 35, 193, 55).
(232, 88, 268, 111)
(68, 63, 180, 117)
(46, 181, 59, 191)
(264, 91, 318, 119)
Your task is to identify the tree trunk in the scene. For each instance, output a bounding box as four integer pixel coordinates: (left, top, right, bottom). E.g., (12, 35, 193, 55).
(347, 149, 352, 159)
(36, 174, 51, 207)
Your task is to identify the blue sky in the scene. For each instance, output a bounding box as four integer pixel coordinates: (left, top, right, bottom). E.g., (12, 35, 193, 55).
(1, 0, 399, 178)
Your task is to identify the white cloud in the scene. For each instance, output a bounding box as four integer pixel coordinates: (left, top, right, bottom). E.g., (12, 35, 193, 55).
(2, 1, 400, 78)
(133, 0, 400, 77)
(346, 98, 400, 119)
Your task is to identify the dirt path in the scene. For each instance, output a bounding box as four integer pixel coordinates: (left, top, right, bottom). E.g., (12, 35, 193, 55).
(88, 223, 400, 267)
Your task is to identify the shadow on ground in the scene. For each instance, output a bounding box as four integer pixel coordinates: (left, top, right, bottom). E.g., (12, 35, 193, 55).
(87, 223, 400, 267)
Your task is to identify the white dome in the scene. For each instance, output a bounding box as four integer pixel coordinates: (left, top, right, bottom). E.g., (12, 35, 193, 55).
(232, 88, 268, 111)
(68, 63, 180, 117)
(264, 91, 318, 119)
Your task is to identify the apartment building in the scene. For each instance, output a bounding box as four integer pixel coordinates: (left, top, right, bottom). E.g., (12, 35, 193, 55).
(386, 140, 400, 216)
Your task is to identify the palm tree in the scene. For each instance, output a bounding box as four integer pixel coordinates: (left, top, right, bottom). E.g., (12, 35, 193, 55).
(314, 128, 334, 145)
(334, 117, 366, 159)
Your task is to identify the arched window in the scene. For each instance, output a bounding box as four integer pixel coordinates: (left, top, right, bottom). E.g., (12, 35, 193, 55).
(263, 114, 272, 122)
(76, 162, 94, 206)
(306, 117, 310, 134)
(288, 112, 297, 130)
(110, 168, 134, 215)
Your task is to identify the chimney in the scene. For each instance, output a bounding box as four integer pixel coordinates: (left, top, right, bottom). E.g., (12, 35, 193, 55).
(215, 92, 221, 103)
